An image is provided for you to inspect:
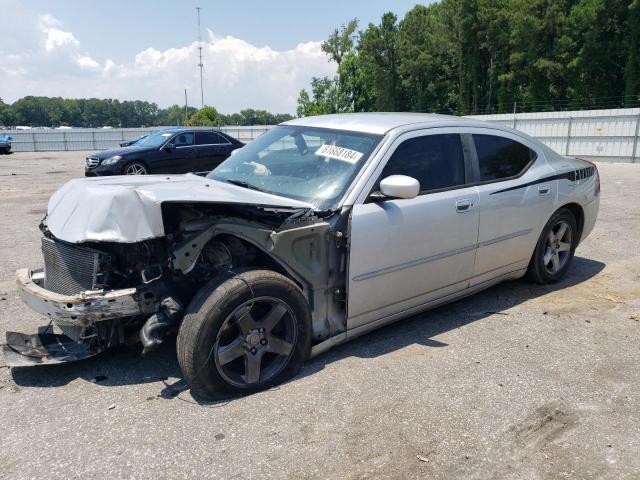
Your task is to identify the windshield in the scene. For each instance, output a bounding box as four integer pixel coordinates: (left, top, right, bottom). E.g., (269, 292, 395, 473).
(208, 126, 383, 209)
(134, 131, 174, 148)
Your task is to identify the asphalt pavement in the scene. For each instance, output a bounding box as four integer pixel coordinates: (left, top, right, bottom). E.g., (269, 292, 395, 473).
(0, 152, 638, 479)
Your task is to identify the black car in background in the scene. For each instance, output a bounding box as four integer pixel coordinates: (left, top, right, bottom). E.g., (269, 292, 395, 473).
(0, 135, 13, 154)
(85, 128, 244, 176)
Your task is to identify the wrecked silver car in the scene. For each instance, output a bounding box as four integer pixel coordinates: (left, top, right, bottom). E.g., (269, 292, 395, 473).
(7, 113, 599, 398)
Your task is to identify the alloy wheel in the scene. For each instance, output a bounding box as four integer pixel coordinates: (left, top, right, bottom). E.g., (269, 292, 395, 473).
(213, 296, 298, 387)
(125, 163, 147, 175)
(543, 220, 573, 274)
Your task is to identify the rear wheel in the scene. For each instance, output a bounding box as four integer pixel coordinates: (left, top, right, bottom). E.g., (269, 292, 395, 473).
(526, 208, 578, 284)
(177, 270, 311, 399)
(123, 162, 148, 175)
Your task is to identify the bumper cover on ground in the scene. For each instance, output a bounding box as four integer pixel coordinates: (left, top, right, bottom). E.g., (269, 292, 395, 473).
(3, 331, 102, 366)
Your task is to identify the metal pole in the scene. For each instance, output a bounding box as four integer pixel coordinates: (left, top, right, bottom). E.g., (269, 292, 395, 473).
(632, 113, 640, 163)
(184, 88, 189, 126)
(196, 7, 204, 108)
(565, 116, 573, 156)
(92, 130, 96, 150)
(63, 131, 67, 151)
(512, 102, 517, 129)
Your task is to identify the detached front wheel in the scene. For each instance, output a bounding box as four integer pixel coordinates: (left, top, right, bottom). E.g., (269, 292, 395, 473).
(177, 270, 311, 399)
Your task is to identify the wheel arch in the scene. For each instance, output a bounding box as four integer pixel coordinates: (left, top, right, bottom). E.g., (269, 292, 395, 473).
(212, 233, 308, 295)
(557, 202, 584, 241)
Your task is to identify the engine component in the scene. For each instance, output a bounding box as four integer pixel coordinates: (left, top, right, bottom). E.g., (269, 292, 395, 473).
(140, 296, 183, 354)
(199, 240, 232, 273)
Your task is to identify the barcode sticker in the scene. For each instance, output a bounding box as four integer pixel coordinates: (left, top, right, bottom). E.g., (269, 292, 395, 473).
(315, 144, 363, 164)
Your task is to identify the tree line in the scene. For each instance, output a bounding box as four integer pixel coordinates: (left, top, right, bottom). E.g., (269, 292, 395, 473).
(297, 0, 640, 117)
(0, 96, 293, 128)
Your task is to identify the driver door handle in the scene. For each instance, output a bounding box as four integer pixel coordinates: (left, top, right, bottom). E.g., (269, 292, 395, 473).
(456, 199, 474, 213)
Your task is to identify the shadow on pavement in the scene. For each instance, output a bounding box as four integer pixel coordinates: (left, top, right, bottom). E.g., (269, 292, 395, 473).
(10, 256, 605, 402)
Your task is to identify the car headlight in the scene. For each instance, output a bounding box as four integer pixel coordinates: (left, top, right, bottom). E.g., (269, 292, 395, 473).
(102, 155, 123, 165)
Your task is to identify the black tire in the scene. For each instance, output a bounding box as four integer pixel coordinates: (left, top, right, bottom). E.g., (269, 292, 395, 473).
(177, 269, 311, 399)
(122, 161, 149, 175)
(526, 208, 578, 284)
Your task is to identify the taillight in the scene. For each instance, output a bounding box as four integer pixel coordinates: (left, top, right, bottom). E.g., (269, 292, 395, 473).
(577, 157, 600, 196)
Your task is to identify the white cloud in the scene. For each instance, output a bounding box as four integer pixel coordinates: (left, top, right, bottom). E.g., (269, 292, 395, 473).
(39, 13, 62, 28)
(39, 14, 80, 52)
(76, 55, 100, 70)
(0, 8, 336, 113)
(44, 28, 80, 52)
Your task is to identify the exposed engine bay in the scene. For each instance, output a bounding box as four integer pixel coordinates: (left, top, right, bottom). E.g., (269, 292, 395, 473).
(5, 201, 349, 366)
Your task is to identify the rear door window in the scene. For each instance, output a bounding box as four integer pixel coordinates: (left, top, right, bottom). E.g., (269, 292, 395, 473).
(196, 131, 224, 145)
(473, 134, 537, 181)
(380, 134, 466, 193)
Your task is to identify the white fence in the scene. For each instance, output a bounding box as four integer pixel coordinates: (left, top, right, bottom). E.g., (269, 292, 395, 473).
(466, 108, 640, 163)
(3, 108, 640, 162)
(3, 126, 272, 153)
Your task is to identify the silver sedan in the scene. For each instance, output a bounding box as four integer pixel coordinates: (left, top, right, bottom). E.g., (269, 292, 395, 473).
(9, 113, 600, 399)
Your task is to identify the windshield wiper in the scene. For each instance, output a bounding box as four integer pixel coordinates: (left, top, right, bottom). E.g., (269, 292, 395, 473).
(225, 179, 268, 193)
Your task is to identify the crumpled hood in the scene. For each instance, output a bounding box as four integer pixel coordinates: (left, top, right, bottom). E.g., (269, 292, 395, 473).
(47, 174, 313, 243)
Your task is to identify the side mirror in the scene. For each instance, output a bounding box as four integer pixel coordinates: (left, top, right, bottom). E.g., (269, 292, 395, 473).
(163, 143, 175, 151)
(379, 175, 420, 200)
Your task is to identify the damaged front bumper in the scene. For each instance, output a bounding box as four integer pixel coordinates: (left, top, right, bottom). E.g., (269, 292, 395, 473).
(16, 268, 145, 322)
(4, 268, 155, 366)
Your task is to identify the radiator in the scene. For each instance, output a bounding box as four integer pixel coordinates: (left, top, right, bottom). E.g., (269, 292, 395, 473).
(42, 237, 102, 296)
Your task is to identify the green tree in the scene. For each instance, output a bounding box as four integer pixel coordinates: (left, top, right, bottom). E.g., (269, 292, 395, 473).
(188, 106, 222, 126)
(157, 104, 197, 126)
(296, 77, 352, 117)
(321, 19, 359, 67)
(397, 3, 459, 113)
(358, 13, 406, 111)
(0, 98, 14, 126)
(625, 0, 640, 104)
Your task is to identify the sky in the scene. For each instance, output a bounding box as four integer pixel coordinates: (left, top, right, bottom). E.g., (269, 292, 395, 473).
(0, 0, 432, 114)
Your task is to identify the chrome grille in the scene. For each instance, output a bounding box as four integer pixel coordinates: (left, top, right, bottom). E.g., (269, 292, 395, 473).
(85, 157, 100, 168)
(42, 238, 101, 295)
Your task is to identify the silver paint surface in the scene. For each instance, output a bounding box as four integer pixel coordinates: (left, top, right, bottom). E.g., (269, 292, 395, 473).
(46, 174, 313, 243)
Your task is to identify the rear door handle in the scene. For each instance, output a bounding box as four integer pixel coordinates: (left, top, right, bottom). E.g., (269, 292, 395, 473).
(456, 199, 474, 213)
(538, 184, 551, 195)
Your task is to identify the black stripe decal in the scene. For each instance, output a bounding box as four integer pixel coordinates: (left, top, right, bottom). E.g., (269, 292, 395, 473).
(490, 167, 594, 195)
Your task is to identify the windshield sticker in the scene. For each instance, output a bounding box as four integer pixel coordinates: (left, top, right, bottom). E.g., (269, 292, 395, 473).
(315, 144, 363, 164)
(161, 133, 172, 137)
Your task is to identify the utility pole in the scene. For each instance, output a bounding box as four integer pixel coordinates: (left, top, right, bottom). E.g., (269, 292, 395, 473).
(196, 7, 204, 108)
(184, 88, 189, 126)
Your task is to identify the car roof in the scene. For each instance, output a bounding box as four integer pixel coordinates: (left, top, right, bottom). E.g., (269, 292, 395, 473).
(282, 112, 484, 135)
(161, 127, 222, 133)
